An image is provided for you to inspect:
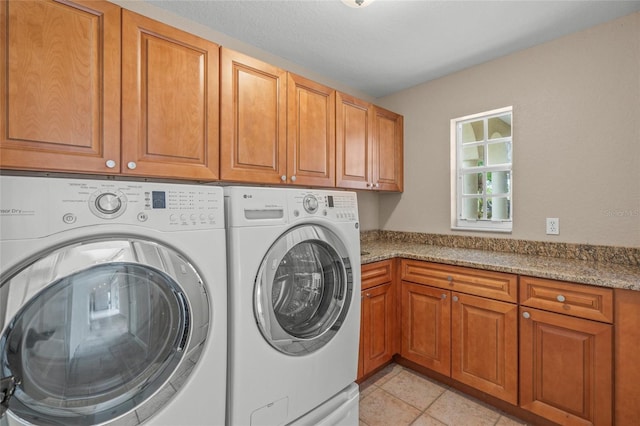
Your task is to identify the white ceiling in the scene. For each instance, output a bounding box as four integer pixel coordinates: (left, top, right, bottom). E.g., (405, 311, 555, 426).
(147, 0, 640, 98)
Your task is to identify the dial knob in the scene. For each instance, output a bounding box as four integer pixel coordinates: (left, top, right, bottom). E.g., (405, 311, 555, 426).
(303, 195, 319, 214)
(95, 193, 122, 214)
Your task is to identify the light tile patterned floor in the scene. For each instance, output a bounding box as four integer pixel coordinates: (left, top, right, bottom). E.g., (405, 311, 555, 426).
(359, 364, 528, 426)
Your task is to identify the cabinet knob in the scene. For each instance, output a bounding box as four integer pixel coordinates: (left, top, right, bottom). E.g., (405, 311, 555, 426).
(105, 159, 116, 169)
(127, 161, 137, 170)
(374, 182, 380, 188)
(366, 293, 371, 298)
(556, 294, 566, 302)
(447, 276, 453, 285)
(366, 182, 372, 188)
(291, 175, 297, 182)
(441, 294, 447, 299)
(452, 295, 459, 302)
(281, 175, 287, 182)
(522, 311, 531, 319)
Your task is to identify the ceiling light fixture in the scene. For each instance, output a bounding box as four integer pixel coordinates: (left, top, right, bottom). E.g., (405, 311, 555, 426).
(341, 0, 374, 8)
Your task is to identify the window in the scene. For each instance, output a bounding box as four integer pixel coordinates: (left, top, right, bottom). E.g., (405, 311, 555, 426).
(451, 107, 512, 232)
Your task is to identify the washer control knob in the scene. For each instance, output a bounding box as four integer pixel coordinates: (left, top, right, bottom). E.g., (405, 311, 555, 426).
(96, 193, 122, 214)
(303, 195, 319, 214)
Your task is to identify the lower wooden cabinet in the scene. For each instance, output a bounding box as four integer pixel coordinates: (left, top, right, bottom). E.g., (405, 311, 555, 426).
(358, 260, 395, 380)
(519, 276, 613, 426)
(400, 281, 451, 375)
(614, 288, 640, 426)
(400, 279, 518, 404)
(361, 259, 618, 426)
(451, 292, 518, 405)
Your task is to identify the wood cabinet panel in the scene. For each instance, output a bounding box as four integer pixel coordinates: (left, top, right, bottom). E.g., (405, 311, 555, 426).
(220, 48, 287, 183)
(362, 282, 395, 375)
(401, 260, 518, 303)
(0, 0, 120, 173)
(520, 307, 612, 426)
(336, 92, 372, 190)
(336, 93, 404, 192)
(362, 260, 394, 290)
(372, 106, 403, 192)
(614, 288, 640, 426)
(286, 73, 335, 187)
(451, 293, 518, 404)
(520, 276, 613, 323)
(121, 10, 219, 179)
(401, 281, 451, 376)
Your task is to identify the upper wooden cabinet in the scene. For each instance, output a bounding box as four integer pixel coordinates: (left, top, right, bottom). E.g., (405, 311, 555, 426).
(336, 93, 403, 192)
(336, 93, 372, 190)
(372, 106, 404, 191)
(0, 0, 121, 174)
(121, 10, 219, 180)
(220, 48, 287, 184)
(1, 2, 220, 180)
(220, 54, 336, 187)
(287, 73, 335, 187)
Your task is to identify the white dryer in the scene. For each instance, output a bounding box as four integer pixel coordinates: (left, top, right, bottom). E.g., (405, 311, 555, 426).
(0, 176, 226, 426)
(224, 187, 361, 426)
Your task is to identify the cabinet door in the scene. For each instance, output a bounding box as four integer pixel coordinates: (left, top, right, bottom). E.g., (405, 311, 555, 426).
(451, 293, 518, 404)
(220, 49, 287, 184)
(287, 73, 335, 187)
(121, 11, 219, 180)
(401, 282, 450, 376)
(614, 288, 640, 426)
(372, 106, 403, 192)
(362, 282, 395, 376)
(520, 307, 612, 426)
(336, 92, 372, 190)
(0, 0, 120, 173)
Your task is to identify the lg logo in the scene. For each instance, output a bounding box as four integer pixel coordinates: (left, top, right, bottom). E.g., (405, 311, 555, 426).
(243, 194, 253, 199)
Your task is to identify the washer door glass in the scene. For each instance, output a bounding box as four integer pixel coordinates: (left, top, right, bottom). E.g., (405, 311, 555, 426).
(0, 239, 209, 425)
(255, 225, 353, 355)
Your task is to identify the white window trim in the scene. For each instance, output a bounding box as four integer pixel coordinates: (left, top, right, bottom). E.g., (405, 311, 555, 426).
(450, 106, 513, 233)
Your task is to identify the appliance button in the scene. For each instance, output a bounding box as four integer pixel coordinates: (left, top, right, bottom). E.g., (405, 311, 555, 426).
(137, 212, 148, 222)
(62, 213, 76, 224)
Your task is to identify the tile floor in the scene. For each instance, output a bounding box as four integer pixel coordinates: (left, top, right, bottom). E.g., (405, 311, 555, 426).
(359, 363, 528, 426)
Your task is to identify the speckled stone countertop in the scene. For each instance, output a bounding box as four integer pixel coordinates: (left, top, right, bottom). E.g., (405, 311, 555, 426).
(360, 231, 640, 291)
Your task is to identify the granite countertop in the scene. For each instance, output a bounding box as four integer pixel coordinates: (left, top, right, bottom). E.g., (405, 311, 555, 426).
(360, 240, 640, 291)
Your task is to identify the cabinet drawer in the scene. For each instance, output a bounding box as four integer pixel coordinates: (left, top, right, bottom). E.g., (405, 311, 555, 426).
(400, 260, 517, 303)
(520, 276, 613, 323)
(361, 260, 394, 290)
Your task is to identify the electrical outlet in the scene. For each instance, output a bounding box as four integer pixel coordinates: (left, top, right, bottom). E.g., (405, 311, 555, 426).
(546, 218, 559, 235)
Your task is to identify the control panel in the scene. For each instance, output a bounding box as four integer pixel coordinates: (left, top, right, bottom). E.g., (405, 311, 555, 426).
(290, 191, 358, 222)
(0, 176, 225, 240)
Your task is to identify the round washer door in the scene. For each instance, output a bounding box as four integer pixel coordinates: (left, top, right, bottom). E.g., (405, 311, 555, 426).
(254, 224, 354, 356)
(0, 238, 209, 425)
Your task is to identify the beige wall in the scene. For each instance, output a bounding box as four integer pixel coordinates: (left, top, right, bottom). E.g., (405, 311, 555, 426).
(376, 12, 640, 247)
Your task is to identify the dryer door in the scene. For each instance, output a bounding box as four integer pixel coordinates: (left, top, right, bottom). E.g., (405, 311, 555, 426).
(254, 224, 354, 355)
(0, 238, 209, 425)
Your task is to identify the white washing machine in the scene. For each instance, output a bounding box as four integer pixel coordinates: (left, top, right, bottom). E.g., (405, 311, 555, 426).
(225, 187, 361, 426)
(0, 175, 227, 426)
